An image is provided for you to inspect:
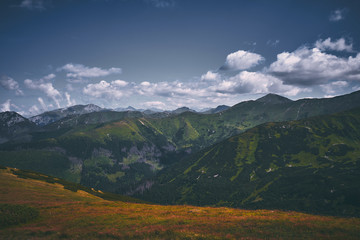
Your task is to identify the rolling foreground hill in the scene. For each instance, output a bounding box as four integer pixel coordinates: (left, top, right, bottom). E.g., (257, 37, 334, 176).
(140, 107, 360, 217)
(0, 167, 359, 239)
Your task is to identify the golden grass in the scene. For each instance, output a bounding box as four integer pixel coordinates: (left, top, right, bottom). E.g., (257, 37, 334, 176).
(0, 168, 359, 239)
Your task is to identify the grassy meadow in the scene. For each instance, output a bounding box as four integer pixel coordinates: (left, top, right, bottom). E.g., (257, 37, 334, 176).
(0, 167, 359, 239)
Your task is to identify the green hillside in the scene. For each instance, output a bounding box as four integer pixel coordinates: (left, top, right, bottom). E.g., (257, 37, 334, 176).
(146, 90, 360, 150)
(139, 107, 360, 217)
(1, 91, 360, 197)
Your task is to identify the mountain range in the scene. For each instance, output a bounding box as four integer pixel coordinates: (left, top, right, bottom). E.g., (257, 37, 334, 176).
(1, 91, 360, 217)
(28, 104, 214, 127)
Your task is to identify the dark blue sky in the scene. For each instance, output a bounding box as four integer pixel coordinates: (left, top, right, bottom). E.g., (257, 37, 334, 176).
(1, 0, 360, 115)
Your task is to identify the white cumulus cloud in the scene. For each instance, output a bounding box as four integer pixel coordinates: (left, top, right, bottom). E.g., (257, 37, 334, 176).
(41, 73, 56, 81)
(268, 47, 360, 86)
(37, 97, 48, 111)
(83, 80, 130, 99)
(59, 63, 122, 78)
(221, 50, 265, 71)
(65, 92, 76, 107)
(0, 76, 24, 96)
(315, 38, 353, 52)
(24, 79, 62, 108)
(0, 99, 11, 112)
(112, 80, 128, 87)
(320, 81, 349, 94)
(201, 71, 221, 81)
(211, 71, 303, 97)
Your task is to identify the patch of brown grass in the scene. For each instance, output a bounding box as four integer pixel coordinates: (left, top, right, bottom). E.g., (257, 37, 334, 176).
(0, 167, 359, 239)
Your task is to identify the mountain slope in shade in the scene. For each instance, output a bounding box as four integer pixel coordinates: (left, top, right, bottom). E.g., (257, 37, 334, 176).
(42, 110, 145, 130)
(171, 107, 196, 114)
(255, 93, 293, 104)
(144, 90, 360, 152)
(29, 104, 104, 126)
(0, 111, 36, 144)
(223, 90, 360, 124)
(114, 106, 140, 112)
(139, 107, 360, 217)
(2, 91, 360, 198)
(202, 105, 230, 114)
(1, 167, 359, 239)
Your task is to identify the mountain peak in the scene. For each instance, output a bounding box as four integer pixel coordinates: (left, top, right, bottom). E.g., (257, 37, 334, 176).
(202, 105, 230, 114)
(172, 107, 195, 114)
(255, 93, 292, 104)
(0, 111, 27, 126)
(114, 106, 140, 112)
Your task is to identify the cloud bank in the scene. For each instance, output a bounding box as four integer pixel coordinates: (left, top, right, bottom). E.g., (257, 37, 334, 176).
(83, 80, 129, 99)
(2, 38, 360, 114)
(75, 39, 360, 109)
(268, 46, 360, 86)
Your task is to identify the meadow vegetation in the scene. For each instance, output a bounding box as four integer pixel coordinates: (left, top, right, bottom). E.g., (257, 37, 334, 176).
(0, 167, 359, 239)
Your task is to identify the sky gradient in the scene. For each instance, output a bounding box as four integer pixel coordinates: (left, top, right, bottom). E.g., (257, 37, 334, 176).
(1, 0, 360, 116)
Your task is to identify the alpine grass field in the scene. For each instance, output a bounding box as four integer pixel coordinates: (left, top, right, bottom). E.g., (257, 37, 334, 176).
(1, 166, 360, 239)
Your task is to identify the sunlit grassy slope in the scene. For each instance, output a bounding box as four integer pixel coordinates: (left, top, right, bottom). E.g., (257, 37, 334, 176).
(1, 167, 360, 239)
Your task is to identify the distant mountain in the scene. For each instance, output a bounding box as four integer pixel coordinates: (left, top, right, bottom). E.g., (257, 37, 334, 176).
(202, 105, 230, 114)
(255, 93, 293, 104)
(113, 106, 170, 115)
(141, 107, 196, 118)
(225, 90, 360, 123)
(30, 104, 104, 126)
(142, 109, 158, 115)
(143, 106, 196, 118)
(114, 106, 140, 112)
(139, 107, 360, 217)
(171, 107, 196, 114)
(43, 110, 145, 130)
(0, 111, 36, 144)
